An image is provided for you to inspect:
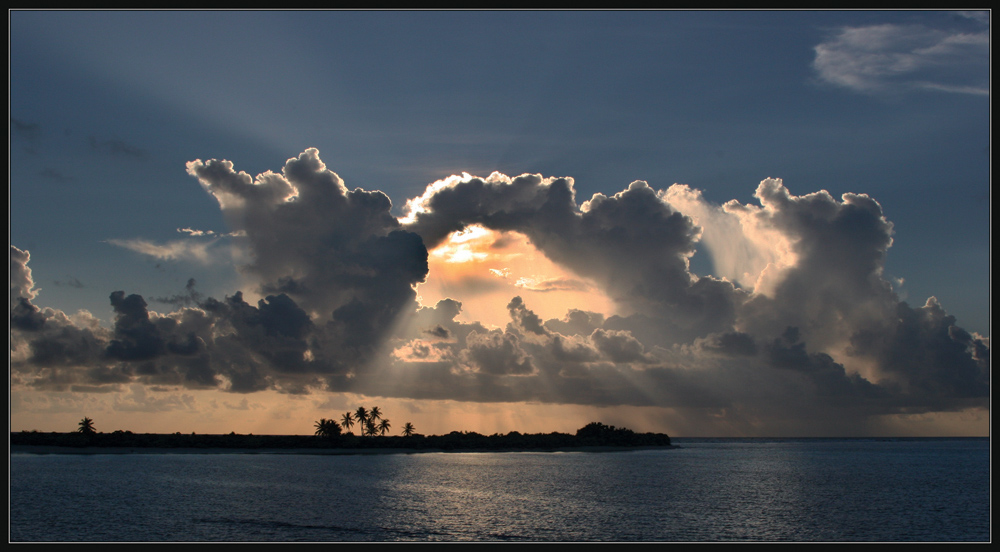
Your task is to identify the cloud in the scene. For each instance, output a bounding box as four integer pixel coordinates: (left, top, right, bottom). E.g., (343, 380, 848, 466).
(10, 149, 989, 435)
(403, 174, 746, 344)
(107, 237, 218, 264)
(813, 23, 989, 95)
(150, 278, 201, 307)
(177, 227, 215, 237)
(462, 330, 536, 376)
(186, 149, 428, 347)
(514, 275, 592, 293)
(10, 245, 38, 307)
(112, 384, 197, 412)
(177, 227, 244, 238)
(52, 277, 84, 289)
(956, 11, 989, 24)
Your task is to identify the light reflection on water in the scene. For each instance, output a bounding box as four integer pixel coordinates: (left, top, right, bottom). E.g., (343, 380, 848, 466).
(10, 439, 989, 542)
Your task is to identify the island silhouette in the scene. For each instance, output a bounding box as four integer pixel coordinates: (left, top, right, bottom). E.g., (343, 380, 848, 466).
(12, 410, 672, 454)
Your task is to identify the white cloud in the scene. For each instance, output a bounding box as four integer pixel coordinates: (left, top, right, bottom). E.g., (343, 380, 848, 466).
(813, 23, 989, 95)
(107, 237, 218, 263)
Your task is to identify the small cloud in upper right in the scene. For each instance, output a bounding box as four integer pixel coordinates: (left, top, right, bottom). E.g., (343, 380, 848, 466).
(812, 22, 989, 96)
(956, 11, 989, 24)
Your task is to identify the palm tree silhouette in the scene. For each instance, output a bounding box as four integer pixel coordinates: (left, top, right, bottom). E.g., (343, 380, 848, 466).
(368, 406, 382, 438)
(314, 418, 340, 438)
(378, 418, 391, 436)
(402, 422, 415, 437)
(340, 412, 355, 435)
(314, 418, 328, 436)
(78, 417, 96, 435)
(355, 406, 369, 436)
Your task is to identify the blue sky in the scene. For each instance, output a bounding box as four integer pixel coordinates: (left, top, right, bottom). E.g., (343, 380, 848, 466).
(9, 10, 990, 436)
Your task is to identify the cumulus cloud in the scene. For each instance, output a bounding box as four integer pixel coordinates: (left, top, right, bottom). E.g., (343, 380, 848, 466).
(9, 149, 989, 435)
(10, 245, 38, 307)
(186, 149, 428, 346)
(813, 23, 989, 95)
(403, 173, 746, 345)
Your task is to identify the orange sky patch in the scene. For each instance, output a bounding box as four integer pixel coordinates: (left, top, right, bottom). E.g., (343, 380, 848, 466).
(417, 225, 617, 329)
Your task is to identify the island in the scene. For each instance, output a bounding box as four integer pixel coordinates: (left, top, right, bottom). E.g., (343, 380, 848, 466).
(11, 421, 673, 455)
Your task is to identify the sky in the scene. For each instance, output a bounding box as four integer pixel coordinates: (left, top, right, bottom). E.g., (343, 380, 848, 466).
(9, 10, 990, 437)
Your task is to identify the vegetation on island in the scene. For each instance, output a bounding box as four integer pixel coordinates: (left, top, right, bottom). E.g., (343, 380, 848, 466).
(78, 417, 96, 436)
(11, 412, 672, 452)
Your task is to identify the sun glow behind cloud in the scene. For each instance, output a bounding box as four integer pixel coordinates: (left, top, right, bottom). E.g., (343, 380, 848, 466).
(9, 148, 989, 437)
(417, 224, 616, 329)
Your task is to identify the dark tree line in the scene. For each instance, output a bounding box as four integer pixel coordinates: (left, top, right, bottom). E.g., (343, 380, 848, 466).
(13, 417, 670, 451)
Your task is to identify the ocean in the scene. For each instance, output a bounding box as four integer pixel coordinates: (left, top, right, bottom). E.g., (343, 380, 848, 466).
(9, 437, 989, 542)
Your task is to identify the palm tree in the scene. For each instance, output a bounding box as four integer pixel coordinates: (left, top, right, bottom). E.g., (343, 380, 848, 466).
(78, 417, 96, 435)
(314, 418, 341, 438)
(340, 412, 354, 435)
(355, 406, 369, 436)
(378, 418, 391, 437)
(366, 418, 377, 438)
(402, 422, 415, 437)
(368, 406, 382, 438)
(314, 418, 329, 436)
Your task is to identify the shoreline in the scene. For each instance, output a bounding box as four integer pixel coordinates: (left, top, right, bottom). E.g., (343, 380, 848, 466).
(10, 444, 677, 456)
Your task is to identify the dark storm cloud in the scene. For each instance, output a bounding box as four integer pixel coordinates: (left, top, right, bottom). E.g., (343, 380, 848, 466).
(764, 326, 886, 400)
(698, 331, 758, 357)
(10, 150, 989, 433)
(848, 297, 989, 403)
(463, 330, 536, 376)
(106, 291, 166, 361)
(589, 328, 653, 364)
(11, 297, 47, 332)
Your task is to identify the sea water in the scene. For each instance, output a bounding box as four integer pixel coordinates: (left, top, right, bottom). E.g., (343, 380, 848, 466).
(9, 438, 989, 542)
